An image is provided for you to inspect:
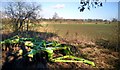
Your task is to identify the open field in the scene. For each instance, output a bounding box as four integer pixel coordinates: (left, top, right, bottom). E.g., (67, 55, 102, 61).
(34, 23, 118, 48)
(48, 24, 118, 40)
(0, 1, 119, 69)
(1, 21, 119, 69)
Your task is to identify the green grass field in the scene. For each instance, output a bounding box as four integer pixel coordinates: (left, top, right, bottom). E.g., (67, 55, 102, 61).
(45, 23, 118, 46)
(1, 22, 119, 69)
(2, 22, 118, 46)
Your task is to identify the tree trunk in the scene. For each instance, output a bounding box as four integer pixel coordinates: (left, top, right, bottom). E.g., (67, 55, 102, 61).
(27, 23, 28, 31)
(27, 20, 30, 31)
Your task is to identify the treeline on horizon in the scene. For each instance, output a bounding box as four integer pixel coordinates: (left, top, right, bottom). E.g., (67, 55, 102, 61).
(2, 17, 118, 24)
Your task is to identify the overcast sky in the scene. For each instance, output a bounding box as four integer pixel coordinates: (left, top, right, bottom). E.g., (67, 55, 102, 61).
(0, 0, 119, 20)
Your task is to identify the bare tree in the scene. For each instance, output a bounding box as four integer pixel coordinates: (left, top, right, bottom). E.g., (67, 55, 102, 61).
(5, 2, 41, 31)
(112, 18, 118, 22)
(52, 12, 59, 19)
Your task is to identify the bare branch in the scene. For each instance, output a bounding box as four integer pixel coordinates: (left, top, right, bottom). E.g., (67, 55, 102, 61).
(5, 2, 42, 31)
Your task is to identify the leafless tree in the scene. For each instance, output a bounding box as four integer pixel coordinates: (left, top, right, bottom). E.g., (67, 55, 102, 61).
(52, 12, 59, 19)
(5, 2, 41, 31)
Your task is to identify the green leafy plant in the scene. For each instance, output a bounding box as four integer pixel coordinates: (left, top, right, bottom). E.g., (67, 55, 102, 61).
(1, 35, 95, 66)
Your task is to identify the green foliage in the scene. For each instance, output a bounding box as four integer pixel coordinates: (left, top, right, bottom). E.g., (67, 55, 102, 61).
(1, 35, 95, 66)
(78, 0, 103, 12)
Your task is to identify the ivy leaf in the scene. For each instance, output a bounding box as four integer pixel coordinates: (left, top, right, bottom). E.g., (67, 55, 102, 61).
(94, 2, 98, 5)
(78, 7, 80, 9)
(100, 3, 102, 6)
(80, 7, 85, 12)
(80, 2, 84, 4)
(88, 7, 90, 10)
